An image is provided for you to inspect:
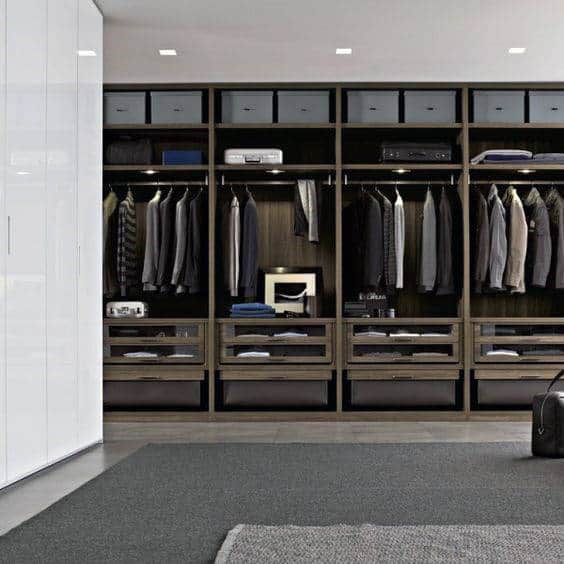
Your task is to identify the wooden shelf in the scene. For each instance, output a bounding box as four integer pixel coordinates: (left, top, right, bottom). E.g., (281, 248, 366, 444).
(342, 122, 462, 129)
(470, 122, 564, 129)
(104, 123, 209, 131)
(215, 164, 335, 172)
(216, 123, 335, 129)
(103, 165, 209, 172)
(342, 163, 462, 171)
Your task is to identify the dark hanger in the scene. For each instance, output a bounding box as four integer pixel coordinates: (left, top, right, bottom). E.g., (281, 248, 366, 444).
(230, 184, 236, 198)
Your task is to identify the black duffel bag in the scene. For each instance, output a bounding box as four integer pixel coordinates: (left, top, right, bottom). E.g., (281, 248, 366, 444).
(532, 370, 564, 457)
(105, 138, 152, 165)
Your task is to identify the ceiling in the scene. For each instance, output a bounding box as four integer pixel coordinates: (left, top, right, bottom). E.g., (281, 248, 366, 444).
(98, 0, 564, 84)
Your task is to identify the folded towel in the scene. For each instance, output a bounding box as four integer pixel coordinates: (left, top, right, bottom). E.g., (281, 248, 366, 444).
(533, 153, 564, 163)
(471, 149, 532, 165)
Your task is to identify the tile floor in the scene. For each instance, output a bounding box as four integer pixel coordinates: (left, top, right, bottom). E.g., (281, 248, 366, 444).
(0, 421, 531, 535)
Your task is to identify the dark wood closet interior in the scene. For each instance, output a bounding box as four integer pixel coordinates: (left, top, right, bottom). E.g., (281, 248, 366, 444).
(102, 83, 564, 420)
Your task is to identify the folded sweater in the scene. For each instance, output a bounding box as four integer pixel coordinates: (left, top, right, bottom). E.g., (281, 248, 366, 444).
(471, 149, 532, 165)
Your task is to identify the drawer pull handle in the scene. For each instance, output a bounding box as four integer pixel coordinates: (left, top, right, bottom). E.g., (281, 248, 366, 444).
(243, 107, 254, 112)
(392, 375, 413, 380)
(495, 107, 504, 111)
(300, 108, 308, 112)
(116, 107, 127, 112)
(551, 107, 559, 111)
(139, 375, 161, 380)
(369, 107, 378, 111)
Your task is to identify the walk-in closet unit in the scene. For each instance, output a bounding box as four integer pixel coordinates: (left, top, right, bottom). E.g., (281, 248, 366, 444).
(102, 83, 564, 421)
(0, 0, 103, 488)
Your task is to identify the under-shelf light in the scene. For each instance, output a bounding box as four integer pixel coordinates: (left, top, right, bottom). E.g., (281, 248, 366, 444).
(267, 169, 284, 174)
(143, 169, 158, 175)
(392, 168, 411, 174)
(518, 168, 535, 174)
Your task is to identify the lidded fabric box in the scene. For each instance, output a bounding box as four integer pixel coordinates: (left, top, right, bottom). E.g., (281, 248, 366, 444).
(473, 90, 525, 123)
(104, 92, 146, 124)
(150, 91, 203, 124)
(404, 90, 456, 123)
(162, 150, 204, 165)
(277, 90, 330, 123)
(221, 91, 274, 123)
(529, 91, 564, 123)
(347, 90, 399, 123)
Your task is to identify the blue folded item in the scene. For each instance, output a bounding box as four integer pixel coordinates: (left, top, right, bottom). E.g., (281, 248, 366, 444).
(162, 150, 204, 165)
(231, 302, 274, 312)
(230, 313, 276, 318)
(483, 154, 533, 161)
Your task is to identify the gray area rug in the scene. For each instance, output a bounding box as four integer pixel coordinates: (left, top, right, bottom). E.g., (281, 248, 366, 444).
(0, 443, 562, 563)
(215, 524, 564, 563)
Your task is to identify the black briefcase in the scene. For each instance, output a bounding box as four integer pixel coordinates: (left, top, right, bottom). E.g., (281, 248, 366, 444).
(532, 370, 564, 457)
(380, 142, 452, 162)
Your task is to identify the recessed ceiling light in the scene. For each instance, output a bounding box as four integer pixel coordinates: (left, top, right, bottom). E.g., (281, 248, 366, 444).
(392, 168, 411, 174)
(143, 169, 158, 175)
(336, 48, 352, 55)
(159, 49, 177, 56)
(77, 50, 97, 57)
(16, 171, 31, 175)
(508, 47, 526, 54)
(518, 168, 535, 174)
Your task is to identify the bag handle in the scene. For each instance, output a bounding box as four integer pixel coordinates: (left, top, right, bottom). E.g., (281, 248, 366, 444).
(538, 370, 564, 436)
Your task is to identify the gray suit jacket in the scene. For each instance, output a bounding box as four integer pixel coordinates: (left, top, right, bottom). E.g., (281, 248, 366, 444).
(503, 187, 528, 293)
(474, 190, 489, 293)
(141, 190, 161, 291)
(546, 188, 564, 289)
(487, 184, 507, 291)
(418, 188, 437, 293)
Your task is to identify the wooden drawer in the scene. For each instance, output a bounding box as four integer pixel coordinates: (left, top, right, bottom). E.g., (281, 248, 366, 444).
(218, 320, 333, 364)
(474, 369, 564, 407)
(104, 365, 204, 381)
(104, 319, 206, 365)
(219, 369, 330, 409)
(346, 319, 460, 364)
(348, 368, 459, 408)
(473, 321, 564, 363)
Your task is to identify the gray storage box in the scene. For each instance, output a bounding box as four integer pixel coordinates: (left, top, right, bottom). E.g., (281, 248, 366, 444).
(223, 381, 328, 408)
(350, 379, 456, 408)
(347, 90, 399, 123)
(277, 90, 330, 123)
(150, 91, 202, 124)
(221, 90, 273, 123)
(529, 91, 564, 123)
(103, 381, 201, 408)
(473, 90, 525, 123)
(104, 92, 146, 125)
(404, 90, 456, 123)
(477, 379, 564, 406)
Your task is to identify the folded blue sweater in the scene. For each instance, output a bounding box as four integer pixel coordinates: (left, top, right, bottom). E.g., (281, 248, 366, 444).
(231, 302, 275, 312)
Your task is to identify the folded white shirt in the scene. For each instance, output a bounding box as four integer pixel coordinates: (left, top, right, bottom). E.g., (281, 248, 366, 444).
(412, 352, 449, 357)
(421, 332, 450, 337)
(123, 351, 159, 358)
(236, 351, 271, 358)
(486, 349, 520, 357)
(390, 331, 421, 337)
(470, 149, 532, 165)
(355, 331, 387, 337)
(273, 331, 309, 337)
(166, 353, 195, 358)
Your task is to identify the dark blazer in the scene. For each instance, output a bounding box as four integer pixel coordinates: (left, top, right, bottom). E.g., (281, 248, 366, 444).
(546, 188, 564, 289)
(184, 190, 205, 294)
(240, 195, 259, 297)
(437, 189, 454, 295)
(474, 190, 490, 293)
(524, 187, 551, 288)
(156, 190, 174, 290)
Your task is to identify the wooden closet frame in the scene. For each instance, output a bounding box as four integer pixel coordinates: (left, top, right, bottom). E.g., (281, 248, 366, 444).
(103, 82, 564, 422)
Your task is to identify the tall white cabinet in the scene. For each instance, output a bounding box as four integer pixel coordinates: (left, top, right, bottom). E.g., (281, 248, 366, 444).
(0, 0, 103, 488)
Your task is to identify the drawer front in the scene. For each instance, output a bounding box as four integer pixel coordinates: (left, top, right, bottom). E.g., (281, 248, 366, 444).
(404, 90, 456, 123)
(150, 91, 202, 124)
(222, 380, 328, 408)
(221, 90, 273, 123)
(529, 91, 564, 123)
(277, 91, 330, 123)
(104, 365, 204, 381)
(350, 379, 457, 408)
(473, 90, 525, 123)
(347, 90, 399, 123)
(104, 92, 146, 124)
(104, 381, 201, 408)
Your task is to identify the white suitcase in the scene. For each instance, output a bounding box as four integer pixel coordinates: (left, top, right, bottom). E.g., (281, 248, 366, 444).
(106, 301, 149, 318)
(224, 148, 283, 165)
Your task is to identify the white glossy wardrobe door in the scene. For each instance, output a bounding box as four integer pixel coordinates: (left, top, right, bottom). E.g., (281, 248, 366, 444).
(5, 0, 48, 481)
(0, 0, 7, 487)
(77, 0, 103, 448)
(46, 0, 79, 462)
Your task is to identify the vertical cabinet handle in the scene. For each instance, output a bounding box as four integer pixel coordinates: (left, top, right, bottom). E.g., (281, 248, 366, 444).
(7, 215, 11, 255)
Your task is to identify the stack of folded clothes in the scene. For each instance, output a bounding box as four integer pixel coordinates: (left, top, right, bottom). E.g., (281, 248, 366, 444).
(533, 153, 564, 163)
(471, 149, 533, 165)
(230, 302, 276, 318)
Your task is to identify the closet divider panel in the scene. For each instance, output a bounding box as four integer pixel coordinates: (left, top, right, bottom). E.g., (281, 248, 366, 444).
(0, 0, 6, 486)
(5, 0, 48, 480)
(46, 0, 79, 462)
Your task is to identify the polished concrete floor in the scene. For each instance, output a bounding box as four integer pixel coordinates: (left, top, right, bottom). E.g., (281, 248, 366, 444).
(0, 421, 531, 536)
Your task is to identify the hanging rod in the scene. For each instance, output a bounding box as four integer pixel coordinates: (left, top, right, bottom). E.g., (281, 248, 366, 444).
(219, 173, 333, 187)
(470, 180, 564, 186)
(344, 180, 457, 187)
(107, 180, 208, 187)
